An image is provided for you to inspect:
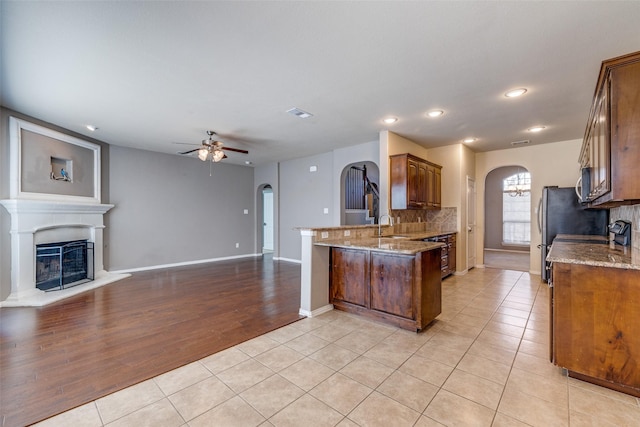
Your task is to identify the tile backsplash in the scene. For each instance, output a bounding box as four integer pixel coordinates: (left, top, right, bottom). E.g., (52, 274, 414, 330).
(390, 207, 457, 233)
(610, 204, 640, 250)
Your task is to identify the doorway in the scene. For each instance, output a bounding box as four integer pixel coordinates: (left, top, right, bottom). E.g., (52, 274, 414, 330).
(262, 186, 274, 253)
(484, 166, 531, 271)
(466, 176, 476, 270)
(340, 161, 380, 225)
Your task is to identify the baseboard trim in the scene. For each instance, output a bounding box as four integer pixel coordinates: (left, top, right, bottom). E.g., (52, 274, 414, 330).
(273, 257, 302, 264)
(111, 253, 262, 274)
(299, 304, 333, 318)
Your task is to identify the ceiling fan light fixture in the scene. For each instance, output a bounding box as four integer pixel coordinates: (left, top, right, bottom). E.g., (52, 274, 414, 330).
(198, 148, 209, 161)
(212, 150, 225, 162)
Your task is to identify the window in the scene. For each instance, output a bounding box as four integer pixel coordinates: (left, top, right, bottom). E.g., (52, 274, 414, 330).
(502, 172, 531, 245)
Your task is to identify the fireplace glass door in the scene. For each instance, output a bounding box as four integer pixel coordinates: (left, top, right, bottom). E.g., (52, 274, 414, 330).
(36, 240, 94, 291)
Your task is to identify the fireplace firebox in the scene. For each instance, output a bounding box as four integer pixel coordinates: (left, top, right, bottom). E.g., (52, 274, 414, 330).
(36, 240, 94, 291)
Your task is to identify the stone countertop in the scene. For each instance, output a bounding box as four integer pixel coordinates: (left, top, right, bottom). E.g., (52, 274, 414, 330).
(387, 230, 457, 240)
(314, 237, 444, 255)
(547, 239, 640, 270)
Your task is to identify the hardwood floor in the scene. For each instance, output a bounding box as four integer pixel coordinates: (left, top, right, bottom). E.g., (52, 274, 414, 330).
(0, 255, 303, 427)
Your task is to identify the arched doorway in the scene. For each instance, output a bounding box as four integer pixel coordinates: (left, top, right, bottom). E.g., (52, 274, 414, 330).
(256, 184, 274, 255)
(340, 161, 380, 225)
(484, 166, 531, 271)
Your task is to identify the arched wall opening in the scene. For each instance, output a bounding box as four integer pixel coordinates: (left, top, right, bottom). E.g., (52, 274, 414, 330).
(483, 165, 531, 271)
(339, 161, 380, 225)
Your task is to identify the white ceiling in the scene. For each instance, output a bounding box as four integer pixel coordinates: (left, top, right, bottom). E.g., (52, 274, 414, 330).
(2, 1, 639, 166)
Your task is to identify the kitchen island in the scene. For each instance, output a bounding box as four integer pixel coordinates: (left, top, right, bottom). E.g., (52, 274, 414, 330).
(315, 237, 444, 332)
(298, 224, 456, 331)
(547, 237, 640, 397)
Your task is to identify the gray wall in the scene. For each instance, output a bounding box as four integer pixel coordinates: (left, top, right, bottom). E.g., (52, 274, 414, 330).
(484, 165, 529, 252)
(0, 108, 256, 303)
(279, 152, 334, 261)
(20, 129, 95, 197)
(106, 145, 255, 271)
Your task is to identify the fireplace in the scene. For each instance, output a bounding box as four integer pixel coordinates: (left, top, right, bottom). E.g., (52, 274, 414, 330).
(0, 199, 130, 307)
(36, 240, 94, 291)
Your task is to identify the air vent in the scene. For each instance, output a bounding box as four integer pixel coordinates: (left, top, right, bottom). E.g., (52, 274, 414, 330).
(511, 139, 530, 146)
(286, 107, 313, 119)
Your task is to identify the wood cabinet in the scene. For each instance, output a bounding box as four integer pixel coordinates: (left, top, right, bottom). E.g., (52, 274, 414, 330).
(390, 153, 442, 210)
(330, 247, 441, 331)
(580, 51, 640, 208)
(330, 248, 368, 307)
(551, 262, 640, 397)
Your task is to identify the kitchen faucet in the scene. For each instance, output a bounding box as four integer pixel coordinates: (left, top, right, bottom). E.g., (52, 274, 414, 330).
(378, 213, 393, 237)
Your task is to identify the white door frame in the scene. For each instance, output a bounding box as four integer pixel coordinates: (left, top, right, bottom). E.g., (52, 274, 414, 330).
(466, 175, 477, 270)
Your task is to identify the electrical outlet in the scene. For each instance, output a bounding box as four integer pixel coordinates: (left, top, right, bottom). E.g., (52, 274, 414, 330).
(321, 231, 329, 239)
(344, 230, 350, 237)
(235, 243, 239, 248)
(323, 208, 329, 214)
(243, 209, 248, 214)
(310, 165, 317, 172)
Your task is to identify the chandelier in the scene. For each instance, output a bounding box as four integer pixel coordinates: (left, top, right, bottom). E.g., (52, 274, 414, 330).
(505, 170, 530, 197)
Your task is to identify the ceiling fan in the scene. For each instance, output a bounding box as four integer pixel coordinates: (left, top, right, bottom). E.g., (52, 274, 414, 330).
(178, 131, 249, 162)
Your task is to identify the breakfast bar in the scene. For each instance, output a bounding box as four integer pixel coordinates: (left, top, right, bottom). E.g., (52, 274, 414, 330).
(299, 224, 452, 332)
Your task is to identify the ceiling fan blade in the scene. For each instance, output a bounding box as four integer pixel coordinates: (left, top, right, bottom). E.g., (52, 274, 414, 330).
(221, 146, 249, 154)
(179, 148, 201, 155)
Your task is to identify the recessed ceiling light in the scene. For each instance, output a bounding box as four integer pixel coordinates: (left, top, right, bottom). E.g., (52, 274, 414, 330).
(463, 137, 477, 143)
(527, 126, 546, 132)
(505, 88, 528, 98)
(427, 110, 444, 118)
(382, 117, 398, 124)
(245, 161, 253, 165)
(86, 125, 98, 131)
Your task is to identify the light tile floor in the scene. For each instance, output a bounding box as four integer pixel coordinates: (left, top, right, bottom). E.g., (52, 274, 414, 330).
(35, 268, 640, 427)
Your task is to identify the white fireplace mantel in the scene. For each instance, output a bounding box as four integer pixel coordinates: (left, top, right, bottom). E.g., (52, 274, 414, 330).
(1, 199, 129, 307)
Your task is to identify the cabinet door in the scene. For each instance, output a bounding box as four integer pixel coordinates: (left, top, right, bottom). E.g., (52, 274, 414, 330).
(426, 164, 435, 207)
(408, 157, 427, 208)
(426, 163, 442, 209)
(330, 248, 368, 307)
(407, 158, 419, 208)
(370, 253, 414, 319)
(553, 263, 640, 390)
(434, 167, 442, 208)
(417, 161, 428, 207)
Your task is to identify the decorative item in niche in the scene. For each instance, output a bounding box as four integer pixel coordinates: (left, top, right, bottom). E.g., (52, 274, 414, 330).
(8, 117, 101, 203)
(50, 157, 72, 182)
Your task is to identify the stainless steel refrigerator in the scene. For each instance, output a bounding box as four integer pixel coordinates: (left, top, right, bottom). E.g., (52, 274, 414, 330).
(539, 186, 608, 282)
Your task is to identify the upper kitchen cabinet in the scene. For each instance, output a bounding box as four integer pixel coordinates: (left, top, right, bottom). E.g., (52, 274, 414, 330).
(390, 153, 442, 210)
(580, 51, 640, 208)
